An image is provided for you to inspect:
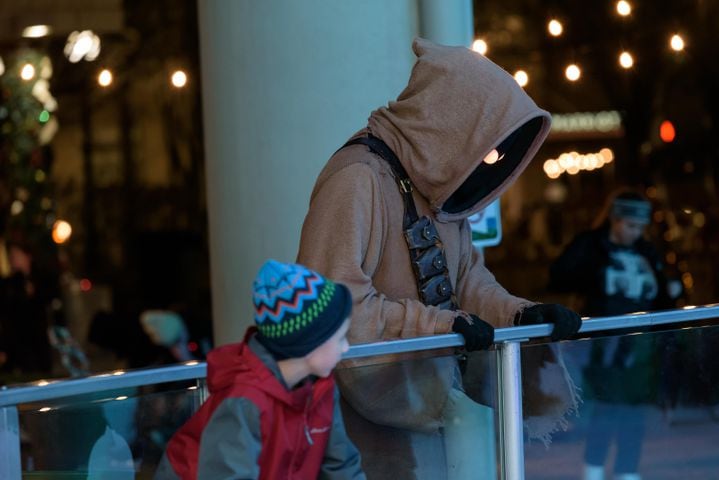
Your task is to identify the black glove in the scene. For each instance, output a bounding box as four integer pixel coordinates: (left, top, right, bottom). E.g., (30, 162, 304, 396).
(516, 304, 582, 341)
(452, 314, 495, 351)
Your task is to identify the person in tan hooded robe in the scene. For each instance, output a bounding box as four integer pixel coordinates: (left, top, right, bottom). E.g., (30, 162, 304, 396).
(298, 38, 581, 479)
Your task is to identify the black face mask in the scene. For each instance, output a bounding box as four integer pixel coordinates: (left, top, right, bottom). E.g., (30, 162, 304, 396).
(442, 116, 544, 215)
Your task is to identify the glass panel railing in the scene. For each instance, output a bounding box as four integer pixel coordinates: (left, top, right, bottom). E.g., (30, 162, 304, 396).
(336, 349, 500, 479)
(15, 380, 204, 479)
(3, 305, 719, 479)
(524, 324, 719, 479)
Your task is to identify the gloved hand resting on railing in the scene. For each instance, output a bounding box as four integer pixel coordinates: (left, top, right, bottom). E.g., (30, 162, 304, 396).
(452, 313, 495, 351)
(515, 304, 582, 341)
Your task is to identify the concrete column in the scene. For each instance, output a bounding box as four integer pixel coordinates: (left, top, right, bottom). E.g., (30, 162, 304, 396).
(418, 0, 474, 46)
(198, 0, 419, 344)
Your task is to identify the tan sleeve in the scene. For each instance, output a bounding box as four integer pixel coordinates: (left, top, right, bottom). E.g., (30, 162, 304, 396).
(297, 162, 455, 344)
(455, 220, 534, 327)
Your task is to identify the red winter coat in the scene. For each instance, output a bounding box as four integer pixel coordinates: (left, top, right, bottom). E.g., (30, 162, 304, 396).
(155, 328, 364, 479)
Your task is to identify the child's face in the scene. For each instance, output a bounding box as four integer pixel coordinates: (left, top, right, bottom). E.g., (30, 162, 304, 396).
(306, 318, 351, 378)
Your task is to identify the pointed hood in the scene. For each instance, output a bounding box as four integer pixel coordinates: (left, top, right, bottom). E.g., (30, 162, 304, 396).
(368, 37, 551, 222)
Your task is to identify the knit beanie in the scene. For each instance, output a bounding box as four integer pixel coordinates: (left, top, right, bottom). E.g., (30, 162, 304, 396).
(252, 260, 352, 359)
(611, 198, 651, 224)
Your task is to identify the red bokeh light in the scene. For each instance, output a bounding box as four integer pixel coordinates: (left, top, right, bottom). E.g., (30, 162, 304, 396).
(79, 278, 93, 292)
(660, 120, 676, 143)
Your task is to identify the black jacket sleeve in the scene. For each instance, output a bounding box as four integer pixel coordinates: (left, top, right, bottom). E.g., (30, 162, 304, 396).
(549, 231, 602, 295)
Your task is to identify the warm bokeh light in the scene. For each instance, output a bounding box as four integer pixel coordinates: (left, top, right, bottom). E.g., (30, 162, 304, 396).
(660, 120, 676, 142)
(10, 200, 23, 216)
(565, 64, 581, 81)
(171, 70, 187, 88)
(20, 63, 36, 81)
(98, 69, 113, 87)
(0, 56, 5, 76)
(599, 148, 614, 163)
(64, 30, 101, 63)
(472, 39, 488, 55)
(670, 34, 685, 52)
(22, 25, 51, 38)
(616, 0, 632, 16)
(619, 51, 634, 69)
(514, 70, 529, 87)
(52, 220, 72, 244)
(548, 19, 563, 37)
(543, 148, 613, 179)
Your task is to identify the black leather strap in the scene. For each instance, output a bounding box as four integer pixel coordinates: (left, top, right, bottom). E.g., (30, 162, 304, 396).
(340, 135, 459, 311)
(343, 135, 419, 229)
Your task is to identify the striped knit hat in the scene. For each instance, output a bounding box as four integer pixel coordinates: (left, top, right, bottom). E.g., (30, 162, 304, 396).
(252, 260, 352, 359)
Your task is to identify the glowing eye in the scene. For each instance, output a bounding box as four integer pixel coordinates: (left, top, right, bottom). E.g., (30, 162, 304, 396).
(483, 149, 500, 165)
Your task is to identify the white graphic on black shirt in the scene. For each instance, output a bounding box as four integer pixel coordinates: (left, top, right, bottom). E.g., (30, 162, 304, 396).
(605, 250, 658, 301)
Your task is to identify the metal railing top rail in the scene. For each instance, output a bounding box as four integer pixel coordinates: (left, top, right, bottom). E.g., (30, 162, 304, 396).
(1, 303, 717, 408)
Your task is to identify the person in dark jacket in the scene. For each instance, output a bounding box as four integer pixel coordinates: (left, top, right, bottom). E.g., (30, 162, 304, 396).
(550, 188, 682, 480)
(154, 260, 365, 480)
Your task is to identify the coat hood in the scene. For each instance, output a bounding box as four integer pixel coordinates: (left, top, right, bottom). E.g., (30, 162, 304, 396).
(206, 328, 308, 408)
(368, 37, 551, 222)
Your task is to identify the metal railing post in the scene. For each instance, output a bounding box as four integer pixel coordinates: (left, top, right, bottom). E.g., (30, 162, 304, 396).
(498, 341, 524, 480)
(0, 404, 21, 479)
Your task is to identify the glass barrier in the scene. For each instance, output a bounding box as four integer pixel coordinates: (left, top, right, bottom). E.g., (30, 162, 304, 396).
(3, 305, 719, 479)
(524, 325, 719, 480)
(15, 379, 205, 479)
(336, 349, 500, 479)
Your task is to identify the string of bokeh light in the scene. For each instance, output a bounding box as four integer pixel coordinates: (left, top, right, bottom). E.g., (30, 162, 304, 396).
(470, 0, 687, 84)
(543, 148, 614, 179)
(670, 34, 685, 51)
(548, 19, 563, 37)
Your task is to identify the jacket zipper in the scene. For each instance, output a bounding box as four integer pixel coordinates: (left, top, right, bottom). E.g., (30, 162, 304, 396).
(303, 395, 314, 445)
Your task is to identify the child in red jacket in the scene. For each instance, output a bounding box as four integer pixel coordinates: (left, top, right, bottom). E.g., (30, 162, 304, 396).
(155, 260, 365, 479)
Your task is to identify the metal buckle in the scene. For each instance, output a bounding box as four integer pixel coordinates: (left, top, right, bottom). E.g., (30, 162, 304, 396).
(399, 178, 413, 193)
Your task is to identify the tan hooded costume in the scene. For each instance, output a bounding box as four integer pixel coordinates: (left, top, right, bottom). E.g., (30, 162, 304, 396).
(298, 38, 576, 479)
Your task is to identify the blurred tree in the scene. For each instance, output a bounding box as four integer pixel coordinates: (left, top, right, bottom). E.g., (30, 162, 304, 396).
(0, 49, 60, 260)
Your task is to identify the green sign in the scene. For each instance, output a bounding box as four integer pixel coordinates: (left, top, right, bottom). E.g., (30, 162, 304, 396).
(469, 199, 502, 248)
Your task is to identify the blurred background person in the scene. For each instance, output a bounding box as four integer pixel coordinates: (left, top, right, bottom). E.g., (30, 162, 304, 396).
(549, 187, 683, 480)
